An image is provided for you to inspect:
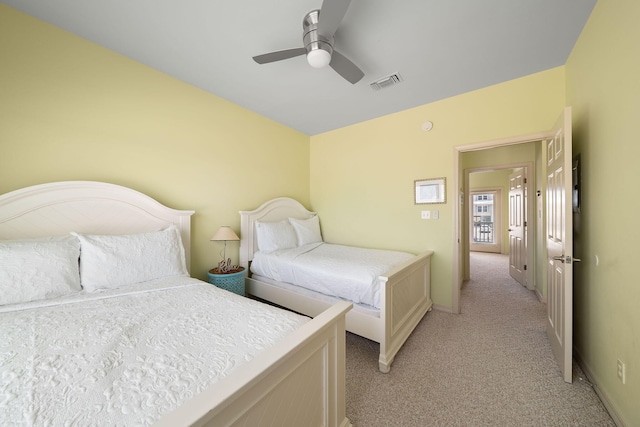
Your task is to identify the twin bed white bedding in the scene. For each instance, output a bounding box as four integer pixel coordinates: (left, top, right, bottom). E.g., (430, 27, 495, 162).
(1, 277, 308, 426)
(251, 242, 414, 309)
(240, 197, 433, 373)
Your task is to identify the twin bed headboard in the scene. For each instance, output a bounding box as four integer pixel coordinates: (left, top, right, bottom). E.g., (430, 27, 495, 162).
(0, 181, 195, 272)
(239, 197, 316, 269)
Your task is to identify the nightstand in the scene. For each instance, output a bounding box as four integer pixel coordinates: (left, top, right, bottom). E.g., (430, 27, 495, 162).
(207, 267, 246, 296)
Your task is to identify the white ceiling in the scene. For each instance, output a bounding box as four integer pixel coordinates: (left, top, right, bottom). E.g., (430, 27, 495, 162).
(2, 0, 596, 135)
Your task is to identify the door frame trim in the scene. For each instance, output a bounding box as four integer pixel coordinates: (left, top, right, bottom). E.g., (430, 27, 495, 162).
(452, 131, 553, 314)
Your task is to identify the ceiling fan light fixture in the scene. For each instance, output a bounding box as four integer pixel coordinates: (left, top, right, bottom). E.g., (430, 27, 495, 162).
(307, 48, 332, 68)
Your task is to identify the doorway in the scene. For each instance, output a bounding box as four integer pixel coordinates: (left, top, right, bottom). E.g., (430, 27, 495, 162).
(469, 189, 502, 253)
(452, 132, 549, 315)
(466, 166, 532, 287)
(467, 167, 514, 256)
(462, 161, 535, 292)
(453, 109, 574, 383)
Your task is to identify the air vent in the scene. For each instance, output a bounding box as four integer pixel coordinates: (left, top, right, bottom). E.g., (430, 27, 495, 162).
(370, 73, 403, 91)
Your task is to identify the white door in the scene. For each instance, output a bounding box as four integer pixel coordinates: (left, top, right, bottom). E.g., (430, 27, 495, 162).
(508, 169, 525, 285)
(546, 107, 574, 383)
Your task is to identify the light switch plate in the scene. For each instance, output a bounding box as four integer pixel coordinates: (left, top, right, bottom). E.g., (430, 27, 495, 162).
(421, 210, 430, 219)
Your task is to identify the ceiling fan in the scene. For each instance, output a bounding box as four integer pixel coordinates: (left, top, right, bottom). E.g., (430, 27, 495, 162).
(252, 0, 364, 84)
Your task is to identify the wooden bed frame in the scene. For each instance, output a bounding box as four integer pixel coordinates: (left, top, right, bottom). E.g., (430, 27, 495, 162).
(240, 197, 433, 373)
(0, 181, 352, 427)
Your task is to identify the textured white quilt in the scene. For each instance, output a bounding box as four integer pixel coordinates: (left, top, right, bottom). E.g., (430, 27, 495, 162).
(0, 277, 308, 426)
(250, 242, 414, 309)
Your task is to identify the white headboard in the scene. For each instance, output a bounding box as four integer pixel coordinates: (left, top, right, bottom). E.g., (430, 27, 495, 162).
(0, 181, 195, 272)
(239, 197, 315, 268)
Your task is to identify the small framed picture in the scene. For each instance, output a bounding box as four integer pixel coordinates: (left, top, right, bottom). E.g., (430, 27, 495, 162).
(415, 177, 446, 204)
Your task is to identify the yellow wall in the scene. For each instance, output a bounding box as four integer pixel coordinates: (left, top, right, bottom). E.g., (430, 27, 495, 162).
(566, 0, 640, 424)
(3, 1, 638, 423)
(0, 5, 311, 281)
(310, 69, 564, 308)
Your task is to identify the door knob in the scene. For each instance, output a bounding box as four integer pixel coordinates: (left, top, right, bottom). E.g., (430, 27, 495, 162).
(553, 255, 582, 264)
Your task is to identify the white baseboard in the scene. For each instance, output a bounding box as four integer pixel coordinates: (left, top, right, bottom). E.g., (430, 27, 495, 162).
(573, 348, 627, 427)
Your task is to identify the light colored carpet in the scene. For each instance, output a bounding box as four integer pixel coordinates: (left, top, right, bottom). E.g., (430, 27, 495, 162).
(344, 252, 615, 426)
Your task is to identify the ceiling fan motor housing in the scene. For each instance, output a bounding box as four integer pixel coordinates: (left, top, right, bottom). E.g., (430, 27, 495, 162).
(251, 0, 363, 84)
(303, 10, 333, 67)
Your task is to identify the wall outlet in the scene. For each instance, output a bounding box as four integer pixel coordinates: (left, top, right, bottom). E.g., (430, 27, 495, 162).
(421, 210, 430, 219)
(617, 359, 626, 384)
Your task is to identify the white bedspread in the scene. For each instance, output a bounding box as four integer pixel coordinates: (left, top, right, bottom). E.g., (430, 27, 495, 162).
(250, 242, 414, 309)
(0, 276, 308, 426)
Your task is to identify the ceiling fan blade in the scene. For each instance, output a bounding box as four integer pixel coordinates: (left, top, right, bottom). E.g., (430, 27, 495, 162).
(330, 50, 364, 84)
(253, 47, 307, 64)
(317, 0, 352, 38)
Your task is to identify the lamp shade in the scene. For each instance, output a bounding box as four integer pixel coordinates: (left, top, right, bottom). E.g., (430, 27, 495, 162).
(210, 226, 240, 242)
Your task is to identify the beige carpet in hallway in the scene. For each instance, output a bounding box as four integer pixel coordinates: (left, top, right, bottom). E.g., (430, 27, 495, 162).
(344, 252, 615, 426)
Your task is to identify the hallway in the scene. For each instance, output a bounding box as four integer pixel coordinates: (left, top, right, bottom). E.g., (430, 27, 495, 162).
(344, 251, 615, 426)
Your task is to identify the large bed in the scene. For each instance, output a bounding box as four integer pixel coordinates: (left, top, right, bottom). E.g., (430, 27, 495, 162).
(240, 197, 433, 373)
(0, 181, 352, 427)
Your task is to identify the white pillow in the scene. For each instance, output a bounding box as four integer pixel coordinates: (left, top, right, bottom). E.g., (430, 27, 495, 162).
(0, 235, 81, 306)
(289, 216, 323, 246)
(72, 226, 188, 292)
(255, 220, 298, 253)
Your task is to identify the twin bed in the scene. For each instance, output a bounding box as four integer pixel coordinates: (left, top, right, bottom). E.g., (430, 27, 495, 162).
(0, 181, 351, 427)
(240, 197, 433, 373)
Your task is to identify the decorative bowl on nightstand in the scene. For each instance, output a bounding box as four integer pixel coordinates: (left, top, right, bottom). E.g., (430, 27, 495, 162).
(207, 267, 246, 296)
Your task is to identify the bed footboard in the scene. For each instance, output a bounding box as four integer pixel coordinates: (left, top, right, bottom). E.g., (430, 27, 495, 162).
(154, 301, 353, 427)
(378, 250, 433, 373)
